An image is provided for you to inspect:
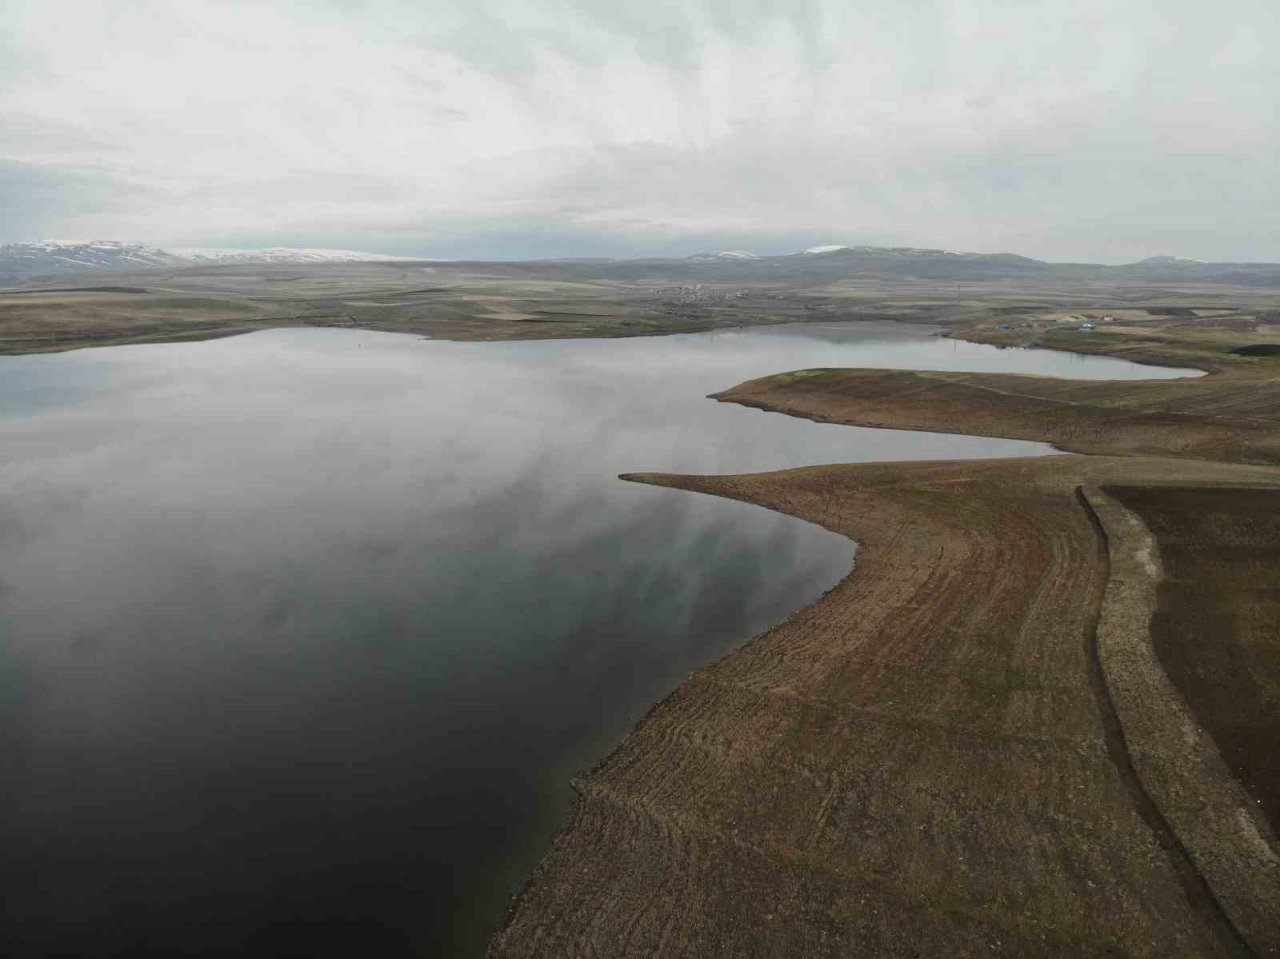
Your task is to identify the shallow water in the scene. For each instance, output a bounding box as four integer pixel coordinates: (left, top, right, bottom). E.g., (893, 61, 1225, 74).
(0, 323, 1192, 956)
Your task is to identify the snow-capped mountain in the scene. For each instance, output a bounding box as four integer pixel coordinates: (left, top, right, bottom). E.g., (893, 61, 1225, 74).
(175, 247, 420, 265)
(686, 250, 758, 261)
(0, 240, 186, 274)
(0, 240, 418, 284)
(5, 239, 1278, 289)
(795, 244, 974, 258)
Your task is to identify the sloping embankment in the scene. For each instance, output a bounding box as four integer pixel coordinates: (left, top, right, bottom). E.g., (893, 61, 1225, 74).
(489, 456, 1279, 957)
(1082, 486, 1280, 954)
(714, 368, 1280, 465)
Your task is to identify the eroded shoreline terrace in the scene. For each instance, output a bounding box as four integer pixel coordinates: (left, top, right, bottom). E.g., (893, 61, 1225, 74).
(490, 317, 1280, 957)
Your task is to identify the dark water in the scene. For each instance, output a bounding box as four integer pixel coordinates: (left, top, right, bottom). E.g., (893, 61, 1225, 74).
(0, 323, 1190, 957)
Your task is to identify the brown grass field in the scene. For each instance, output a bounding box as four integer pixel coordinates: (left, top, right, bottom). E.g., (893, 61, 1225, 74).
(1106, 487, 1280, 834)
(489, 296, 1280, 956)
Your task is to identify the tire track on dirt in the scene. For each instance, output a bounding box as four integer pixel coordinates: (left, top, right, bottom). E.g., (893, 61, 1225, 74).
(1076, 487, 1252, 958)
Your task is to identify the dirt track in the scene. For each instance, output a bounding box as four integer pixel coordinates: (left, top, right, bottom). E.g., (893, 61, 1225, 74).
(1107, 486, 1280, 833)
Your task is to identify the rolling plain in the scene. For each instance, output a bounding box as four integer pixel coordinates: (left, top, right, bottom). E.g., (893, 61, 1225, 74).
(4, 250, 1279, 956)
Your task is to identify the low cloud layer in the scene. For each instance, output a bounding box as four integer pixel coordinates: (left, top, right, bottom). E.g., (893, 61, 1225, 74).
(2, 0, 1277, 261)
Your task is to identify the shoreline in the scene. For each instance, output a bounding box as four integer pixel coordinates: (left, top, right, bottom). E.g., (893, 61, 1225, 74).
(489, 323, 1280, 955)
(5, 261, 1279, 359)
(5, 272, 1277, 953)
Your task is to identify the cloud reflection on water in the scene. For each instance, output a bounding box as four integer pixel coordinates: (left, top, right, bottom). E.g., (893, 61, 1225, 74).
(0, 324, 1189, 955)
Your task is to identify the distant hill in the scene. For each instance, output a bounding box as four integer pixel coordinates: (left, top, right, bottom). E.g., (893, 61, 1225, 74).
(4, 239, 1280, 289)
(590, 244, 1056, 284)
(1110, 256, 1280, 288)
(0, 240, 418, 285)
(686, 251, 759, 261)
(654, 244, 1280, 286)
(177, 247, 423, 266)
(0, 241, 185, 282)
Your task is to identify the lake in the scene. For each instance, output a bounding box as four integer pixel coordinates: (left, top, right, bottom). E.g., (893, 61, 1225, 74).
(0, 322, 1192, 956)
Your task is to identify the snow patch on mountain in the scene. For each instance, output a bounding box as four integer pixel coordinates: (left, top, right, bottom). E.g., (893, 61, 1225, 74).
(0, 240, 428, 284)
(0, 242, 186, 283)
(175, 247, 421, 264)
(687, 250, 758, 261)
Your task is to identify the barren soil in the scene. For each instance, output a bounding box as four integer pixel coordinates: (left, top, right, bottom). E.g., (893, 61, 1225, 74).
(490, 317, 1280, 956)
(4, 259, 1280, 356)
(0, 262, 922, 354)
(716, 368, 1280, 465)
(489, 456, 1280, 957)
(1106, 487, 1280, 833)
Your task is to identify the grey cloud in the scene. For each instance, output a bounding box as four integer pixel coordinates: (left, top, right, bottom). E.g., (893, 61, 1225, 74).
(0, 116, 121, 156)
(2, 0, 1278, 260)
(380, 0, 834, 75)
(0, 160, 151, 242)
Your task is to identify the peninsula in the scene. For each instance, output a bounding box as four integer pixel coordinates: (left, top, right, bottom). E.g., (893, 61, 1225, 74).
(489, 307, 1280, 956)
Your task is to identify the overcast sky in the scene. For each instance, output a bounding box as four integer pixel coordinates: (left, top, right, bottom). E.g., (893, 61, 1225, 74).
(1, 0, 1277, 261)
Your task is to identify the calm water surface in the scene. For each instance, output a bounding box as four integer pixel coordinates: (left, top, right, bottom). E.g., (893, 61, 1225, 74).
(0, 323, 1191, 956)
